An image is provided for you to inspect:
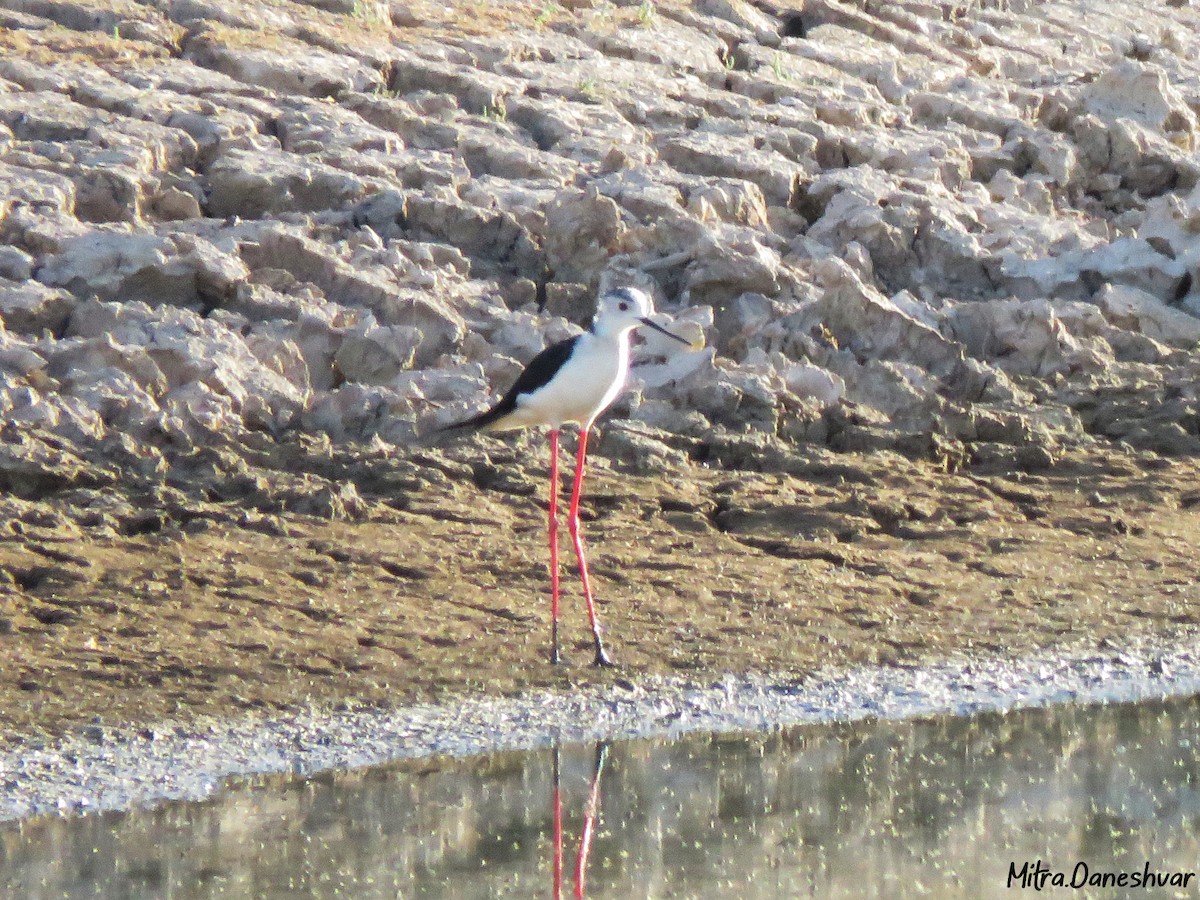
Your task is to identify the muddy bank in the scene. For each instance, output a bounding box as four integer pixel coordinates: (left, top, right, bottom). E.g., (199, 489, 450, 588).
(2, 436, 1200, 747)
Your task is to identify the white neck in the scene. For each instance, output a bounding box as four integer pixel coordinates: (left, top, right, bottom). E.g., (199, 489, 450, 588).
(590, 320, 637, 341)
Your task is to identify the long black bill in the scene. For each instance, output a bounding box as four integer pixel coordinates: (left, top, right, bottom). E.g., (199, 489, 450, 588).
(638, 317, 690, 345)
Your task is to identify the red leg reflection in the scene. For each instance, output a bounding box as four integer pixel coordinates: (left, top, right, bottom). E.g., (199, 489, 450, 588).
(573, 744, 609, 899)
(550, 743, 609, 899)
(552, 744, 564, 900)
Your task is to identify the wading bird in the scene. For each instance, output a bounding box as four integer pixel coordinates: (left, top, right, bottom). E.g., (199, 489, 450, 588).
(444, 287, 692, 666)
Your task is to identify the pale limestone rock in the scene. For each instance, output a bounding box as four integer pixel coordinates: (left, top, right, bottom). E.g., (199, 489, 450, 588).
(165, 105, 262, 166)
(661, 132, 799, 205)
(1070, 112, 1199, 198)
(591, 12, 726, 72)
(2, 0, 1200, 460)
(626, 397, 710, 435)
(65, 298, 160, 344)
(781, 361, 845, 408)
(0, 91, 103, 142)
(389, 48, 523, 114)
(49, 334, 170, 396)
(694, 367, 779, 432)
(598, 426, 689, 472)
(1000, 237, 1186, 302)
(946, 299, 1092, 379)
(803, 168, 916, 274)
(459, 178, 560, 241)
(713, 291, 774, 357)
(486, 312, 571, 363)
(395, 364, 487, 408)
(811, 258, 961, 375)
(0, 162, 76, 220)
(696, 0, 776, 39)
(61, 298, 306, 433)
(0, 330, 48, 380)
(241, 227, 465, 364)
(683, 225, 782, 308)
(1096, 284, 1200, 348)
(38, 232, 247, 307)
(1082, 60, 1196, 137)
(540, 282, 592, 327)
(402, 193, 541, 279)
(684, 178, 770, 228)
(149, 188, 203, 221)
(1138, 183, 1200, 301)
(458, 131, 572, 181)
(207, 148, 371, 218)
(837, 358, 943, 427)
(334, 320, 421, 385)
(0, 281, 72, 335)
(183, 32, 383, 98)
(244, 331, 311, 394)
(62, 367, 166, 436)
(4, 386, 105, 443)
(541, 190, 624, 285)
(281, 313, 344, 392)
(162, 381, 244, 440)
(592, 170, 684, 222)
(276, 103, 403, 156)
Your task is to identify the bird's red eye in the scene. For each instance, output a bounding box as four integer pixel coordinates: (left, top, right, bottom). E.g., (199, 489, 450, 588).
(618, 302, 629, 311)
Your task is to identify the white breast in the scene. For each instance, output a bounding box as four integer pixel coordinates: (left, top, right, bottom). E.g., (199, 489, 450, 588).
(513, 333, 630, 429)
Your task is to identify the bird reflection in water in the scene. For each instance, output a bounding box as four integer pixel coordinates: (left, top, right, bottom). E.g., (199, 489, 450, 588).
(552, 743, 609, 899)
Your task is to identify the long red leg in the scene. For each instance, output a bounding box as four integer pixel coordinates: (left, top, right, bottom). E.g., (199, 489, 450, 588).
(567, 428, 613, 667)
(552, 745, 563, 900)
(549, 428, 561, 665)
(573, 743, 608, 899)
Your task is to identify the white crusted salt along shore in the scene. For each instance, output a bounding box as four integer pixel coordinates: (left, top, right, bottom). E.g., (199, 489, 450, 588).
(1, 627, 1198, 821)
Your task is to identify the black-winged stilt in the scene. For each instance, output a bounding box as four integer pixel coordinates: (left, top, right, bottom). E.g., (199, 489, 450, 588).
(444, 286, 691, 666)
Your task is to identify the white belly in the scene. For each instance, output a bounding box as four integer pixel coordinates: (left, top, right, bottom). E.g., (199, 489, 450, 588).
(511, 335, 628, 429)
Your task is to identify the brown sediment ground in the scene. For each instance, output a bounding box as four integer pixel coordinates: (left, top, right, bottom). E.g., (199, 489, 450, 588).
(2, 435, 1197, 747)
(4, 0, 1200, 757)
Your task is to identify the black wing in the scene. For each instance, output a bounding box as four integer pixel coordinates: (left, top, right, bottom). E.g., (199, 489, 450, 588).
(445, 335, 579, 431)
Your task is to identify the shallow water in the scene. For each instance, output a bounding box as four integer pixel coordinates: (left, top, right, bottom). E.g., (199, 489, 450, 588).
(4, 695, 1200, 899)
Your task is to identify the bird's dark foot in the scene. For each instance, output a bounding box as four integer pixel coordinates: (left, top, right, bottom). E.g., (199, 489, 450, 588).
(550, 646, 562, 665)
(592, 644, 616, 668)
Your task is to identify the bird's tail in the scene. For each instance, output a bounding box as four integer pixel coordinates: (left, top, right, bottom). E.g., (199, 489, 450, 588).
(419, 403, 516, 447)
(437, 403, 507, 434)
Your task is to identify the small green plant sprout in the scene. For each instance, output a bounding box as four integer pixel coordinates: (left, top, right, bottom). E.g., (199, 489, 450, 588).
(771, 52, 791, 81)
(720, 47, 736, 70)
(482, 97, 508, 122)
(577, 77, 599, 100)
(535, 2, 558, 25)
(350, 0, 390, 24)
(637, 2, 656, 25)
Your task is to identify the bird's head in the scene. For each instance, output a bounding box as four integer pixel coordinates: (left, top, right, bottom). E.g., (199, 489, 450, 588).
(593, 287, 691, 346)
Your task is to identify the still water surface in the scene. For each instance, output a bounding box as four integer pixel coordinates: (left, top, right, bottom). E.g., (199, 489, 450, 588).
(4, 695, 1200, 898)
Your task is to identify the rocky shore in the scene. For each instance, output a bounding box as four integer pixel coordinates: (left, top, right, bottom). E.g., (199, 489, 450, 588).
(1, 0, 1200, 757)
